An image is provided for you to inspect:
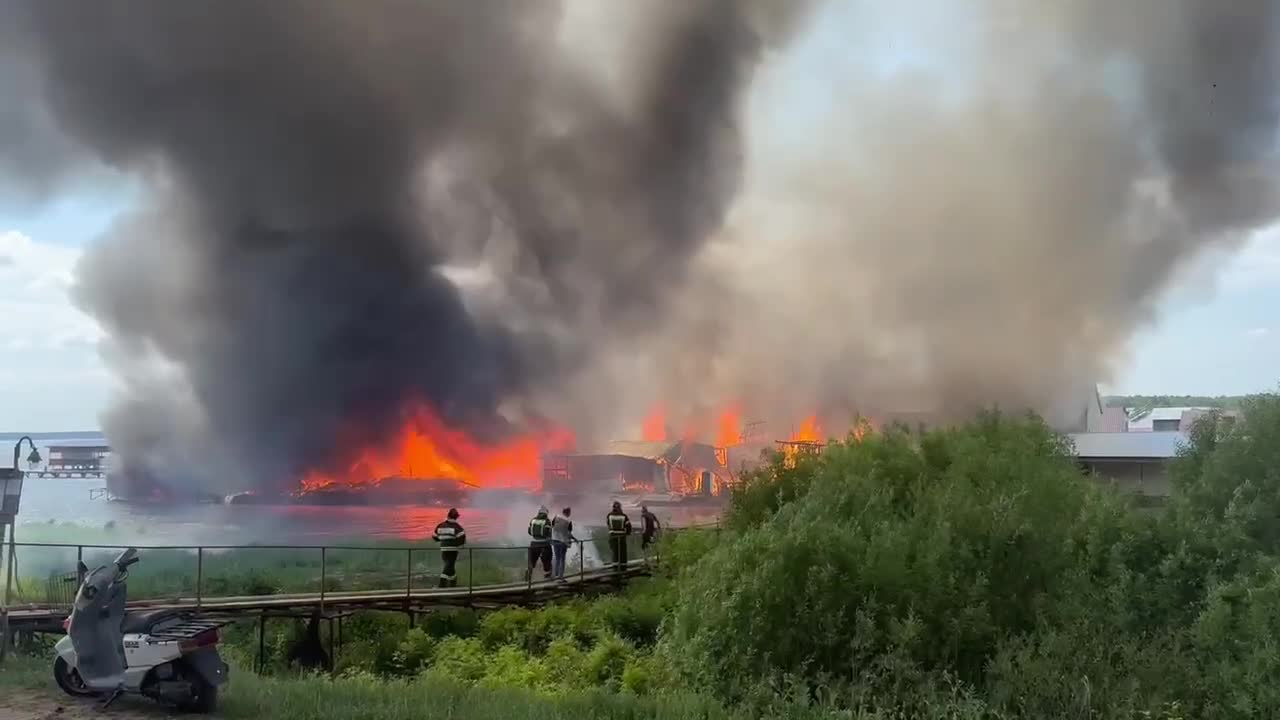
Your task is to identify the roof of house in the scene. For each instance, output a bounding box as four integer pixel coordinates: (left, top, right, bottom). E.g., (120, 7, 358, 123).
(1068, 432, 1187, 460)
(605, 440, 681, 460)
(1127, 406, 1214, 430)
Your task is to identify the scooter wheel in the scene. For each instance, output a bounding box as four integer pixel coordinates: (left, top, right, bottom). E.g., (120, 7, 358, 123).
(53, 656, 97, 697)
(177, 672, 218, 714)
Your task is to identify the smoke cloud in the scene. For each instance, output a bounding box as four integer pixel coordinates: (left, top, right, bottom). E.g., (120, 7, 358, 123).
(591, 0, 1280, 436)
(0, 0, 809, 493)
(1, 1, 1278, 494)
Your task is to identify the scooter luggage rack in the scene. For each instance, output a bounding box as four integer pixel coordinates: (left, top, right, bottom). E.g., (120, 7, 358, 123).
(147, 617, 233, 641)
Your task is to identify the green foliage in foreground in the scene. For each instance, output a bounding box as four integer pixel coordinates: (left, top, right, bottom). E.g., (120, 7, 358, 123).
(0, 653, 991, 720)
(663, 399, 1280, 719)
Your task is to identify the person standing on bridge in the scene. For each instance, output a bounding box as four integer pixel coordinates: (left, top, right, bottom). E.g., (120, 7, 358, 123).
(606, 501, 632, 571)
(551, 507, 576, 581)
(432, 508, 466, 588)
(640, 505, 660, 551)
(526, 506, 553, 582)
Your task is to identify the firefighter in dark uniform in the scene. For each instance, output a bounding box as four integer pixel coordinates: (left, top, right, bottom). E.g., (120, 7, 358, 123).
(606, 501, 632, 570)
(432, 508, 466, 588)
(525, 505, 553, 581)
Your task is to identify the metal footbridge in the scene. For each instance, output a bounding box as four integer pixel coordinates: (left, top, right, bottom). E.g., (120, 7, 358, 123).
(0, 537, 660, 637)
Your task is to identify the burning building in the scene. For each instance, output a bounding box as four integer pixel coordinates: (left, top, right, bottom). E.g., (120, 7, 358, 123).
(544, 439, 736, 502)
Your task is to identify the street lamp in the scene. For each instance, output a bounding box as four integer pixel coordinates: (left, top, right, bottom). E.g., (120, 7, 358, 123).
(2, 437, 39, 663)
(11, 436, 40, 471)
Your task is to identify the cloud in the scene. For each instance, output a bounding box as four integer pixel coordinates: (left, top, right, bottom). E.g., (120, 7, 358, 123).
(1245, 327, 1270, 339)
(1217, 227, 1280, 292)
(0, 230, 102, 349)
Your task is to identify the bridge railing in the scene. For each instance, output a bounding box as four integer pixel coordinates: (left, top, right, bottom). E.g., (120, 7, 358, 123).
(2, 532, 669, 610)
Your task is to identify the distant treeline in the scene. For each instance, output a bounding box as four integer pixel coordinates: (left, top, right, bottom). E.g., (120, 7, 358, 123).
(1103, 395, 1247, 412)
(0, 431, 105, 441)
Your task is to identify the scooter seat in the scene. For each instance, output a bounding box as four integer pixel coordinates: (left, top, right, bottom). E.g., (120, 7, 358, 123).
(120, 609, 183, 634)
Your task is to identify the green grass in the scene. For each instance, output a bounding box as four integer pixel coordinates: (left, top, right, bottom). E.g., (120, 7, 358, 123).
(0, 653, 47, 692)
(0, 652, 741, 720)
(223, 671, 740, 720)
(0, 651, 960, 720)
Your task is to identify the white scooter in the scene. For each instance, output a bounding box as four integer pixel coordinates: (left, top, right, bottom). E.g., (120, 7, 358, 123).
(53, 548, 230, 712)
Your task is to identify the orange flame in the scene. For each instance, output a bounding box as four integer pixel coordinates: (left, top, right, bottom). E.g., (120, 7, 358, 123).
(300, 403, 575, 493)
(642, 404, 667, 442)
(716, 405, 742, 448)
(791, 415, 823, 443)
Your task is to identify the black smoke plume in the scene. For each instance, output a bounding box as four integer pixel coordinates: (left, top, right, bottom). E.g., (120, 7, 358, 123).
(0, 0, 810, 494)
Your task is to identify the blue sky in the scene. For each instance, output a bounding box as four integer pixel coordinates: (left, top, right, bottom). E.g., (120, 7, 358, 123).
(1, 5, 1278, 432)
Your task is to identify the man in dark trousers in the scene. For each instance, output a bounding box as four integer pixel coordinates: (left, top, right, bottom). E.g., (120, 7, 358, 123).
(525, 505, 553, 582)
(551, 507, 576, 581)
(640, 504, 661, 551)
(432, 507, 466, 588)
(606, 501, 632, 570)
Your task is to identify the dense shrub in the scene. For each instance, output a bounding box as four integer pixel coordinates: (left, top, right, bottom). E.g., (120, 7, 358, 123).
(656, 395, 1280, 718)
(667, 415, 1105, 699)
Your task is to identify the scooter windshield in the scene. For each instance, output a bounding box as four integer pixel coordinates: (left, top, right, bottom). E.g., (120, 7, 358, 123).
(68, 565, 128, 691)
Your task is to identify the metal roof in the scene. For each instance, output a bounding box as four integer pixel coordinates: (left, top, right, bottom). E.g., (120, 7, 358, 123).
(1127, 406, 1212, 430)
(1068, 432, 1186, 460)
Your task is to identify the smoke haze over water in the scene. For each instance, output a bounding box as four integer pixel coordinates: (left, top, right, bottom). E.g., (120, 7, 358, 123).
(1, 1, 1278, 494)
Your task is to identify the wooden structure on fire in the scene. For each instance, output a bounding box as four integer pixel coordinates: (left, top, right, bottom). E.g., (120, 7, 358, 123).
(544, 440, 737, 496)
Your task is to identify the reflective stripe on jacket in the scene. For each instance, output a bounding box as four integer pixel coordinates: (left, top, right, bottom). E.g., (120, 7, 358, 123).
(433, 520, 466, 549)
(606, 512, 631, 535)
(528, 516, 552, 543)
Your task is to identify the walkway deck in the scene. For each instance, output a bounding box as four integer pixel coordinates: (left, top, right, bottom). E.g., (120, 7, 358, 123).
(2, 539, 659, 635)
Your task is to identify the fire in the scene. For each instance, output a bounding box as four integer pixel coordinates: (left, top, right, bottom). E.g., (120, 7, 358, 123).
(791, 415, 823, 443)
(300, 403, 575, 492)
(716, 406, 742, 447)
(639, 402, 743, 448)
(642, 404, 667, 442)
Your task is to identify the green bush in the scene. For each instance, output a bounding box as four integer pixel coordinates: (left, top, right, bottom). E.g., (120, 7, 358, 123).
(479, 645, 545, 691)
(542, 636, 590, 691)
(1189, 560, 1280, 717)
(429, 636, 490, 684)
(586, 634, 635, 691)
(589, 593, 665, 647)
(669, 415, 1101, 700)
(390, 628, 436, 676)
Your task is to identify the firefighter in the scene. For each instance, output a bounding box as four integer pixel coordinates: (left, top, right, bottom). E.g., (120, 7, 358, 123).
(606, 501, 632, 570)
(525, 505, 553, 581)
(640, 504, 661, 550)
(432, 508, 466, 588)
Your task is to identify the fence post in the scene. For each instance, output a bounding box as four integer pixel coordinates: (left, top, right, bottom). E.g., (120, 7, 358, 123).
(319, 547, 327, 613)
(467, 548, 474, 600)
(579, 539, 585, 581)
(196, 547, 203, 610)
(406, 548, 413, 600)
(75, 546, 84, 586)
